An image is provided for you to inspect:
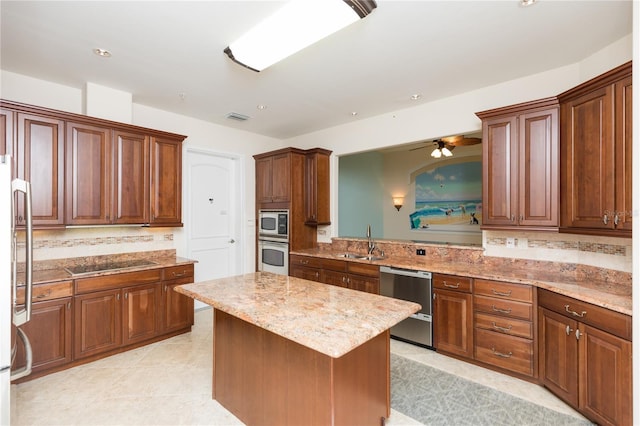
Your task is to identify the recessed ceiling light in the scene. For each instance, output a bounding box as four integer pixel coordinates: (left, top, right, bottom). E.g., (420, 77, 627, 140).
(93, 48, 112, 57)
(351, 112, 358, 116)
(520, 0, 537, 7)
(256, 104, 267, 110)
(410, 94, 422, 101)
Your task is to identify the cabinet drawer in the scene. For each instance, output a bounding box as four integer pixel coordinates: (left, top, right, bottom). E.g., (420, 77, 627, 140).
(347, 262, 379, 278)
(474, 328, 534, 377)
(16, 280, 73, 303)
(290, 255, 323, 269)
(474, 279, 532, 303)
(538, 288, 631, 341)
(321, 258, 347, 272)
(474, 312, 532, 339)
(433, 274, 472, 293)
(75, 269, 162, 294)
(163, 264, 194, 281)
(474, 295, 532, 321)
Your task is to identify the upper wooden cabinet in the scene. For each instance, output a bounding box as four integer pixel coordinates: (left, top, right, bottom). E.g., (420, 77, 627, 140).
(255, 151, 293, 205)
(16, 113, 65, 227)
(476, 98, 559, 231)
(1, 99, 186, 228)
(304, 148, 332, 226)
(65, 121, 112, 225)
(150, 136, 183, 226)
(558, 61, 632, 237)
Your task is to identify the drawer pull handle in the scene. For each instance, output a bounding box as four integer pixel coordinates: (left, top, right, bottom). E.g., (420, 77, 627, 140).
(491, 305, 512, 314)
(443, 282, 460, 289)
(564, 305, 586, 318)
(36, 289, 52, 299)
(491, 322, 512, 333)
(172, 271, 188, 278)
(491, 289, 512, 297)
(491, 348, 513, 358)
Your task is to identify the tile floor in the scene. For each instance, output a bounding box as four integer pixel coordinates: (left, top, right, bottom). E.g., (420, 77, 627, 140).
(10, 308, 585, 425)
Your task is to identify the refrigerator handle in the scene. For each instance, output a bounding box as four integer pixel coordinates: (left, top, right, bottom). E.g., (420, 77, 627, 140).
(12, 178, 33, 326)
(10, 327, 32, 380)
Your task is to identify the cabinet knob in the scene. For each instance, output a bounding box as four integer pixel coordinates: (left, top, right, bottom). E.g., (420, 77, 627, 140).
(603, 214, 609, 225)
(614, 214, 620, 226)
(575, 329, 583, 340)
(565, 325, 573, 336)
(510, 215, 515, 222)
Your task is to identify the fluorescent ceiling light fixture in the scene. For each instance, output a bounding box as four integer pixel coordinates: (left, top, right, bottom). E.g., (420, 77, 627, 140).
(225, 0, 377, 72)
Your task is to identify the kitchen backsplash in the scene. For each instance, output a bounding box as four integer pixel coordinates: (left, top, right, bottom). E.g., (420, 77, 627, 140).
(16, 227, 176, 262)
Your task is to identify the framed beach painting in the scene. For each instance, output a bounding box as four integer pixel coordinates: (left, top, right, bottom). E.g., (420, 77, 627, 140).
(409, 157, 482, 232)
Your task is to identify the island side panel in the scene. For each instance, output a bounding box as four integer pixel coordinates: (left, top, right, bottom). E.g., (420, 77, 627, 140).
(333, 329, 390, 424)
(212, 309, 389, 426)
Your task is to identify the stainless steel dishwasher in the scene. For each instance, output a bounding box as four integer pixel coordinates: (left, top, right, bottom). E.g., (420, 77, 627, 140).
(380, 266, 433, 348)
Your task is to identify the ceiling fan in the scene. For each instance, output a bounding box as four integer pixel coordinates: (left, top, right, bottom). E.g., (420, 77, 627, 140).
(410, 135, 482, 158)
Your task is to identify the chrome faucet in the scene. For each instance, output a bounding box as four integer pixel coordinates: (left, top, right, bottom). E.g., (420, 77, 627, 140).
(366, 224, 375, 255)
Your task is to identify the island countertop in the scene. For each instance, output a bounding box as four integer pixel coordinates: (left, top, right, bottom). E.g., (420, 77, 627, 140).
(175, 272, 421, 358)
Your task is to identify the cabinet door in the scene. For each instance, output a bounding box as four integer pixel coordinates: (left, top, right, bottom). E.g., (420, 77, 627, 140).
(304, 150, 331, 225)
(163, 282, 194, 333)
(579, 324, 632, 426)
(123, 283, 161, 345)
(433, 288, 473, 358)
(518, 108, 559, 227)
(348, 274, 379, 294)
(13, 297, 72, 375)
(16, 113, 65, 227)
(270, 153, 290, 203)
(150, 136, 182, 226)
(538, 307, 578, 407)
(482, 115, 518, 225)
(255, 156, 273, 204)
(1, 108, 13, 156)
(113, 130, 149, 224)
(614, 75, 632, 233)
(322, 270, 348, 288)
(74, 289, 122, 359)
(560, 85, 615, 230)
(290, 264, 322, 282)
(66, 121, 112, 225)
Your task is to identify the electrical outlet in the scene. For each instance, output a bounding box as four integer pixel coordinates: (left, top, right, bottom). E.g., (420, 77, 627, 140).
(416, 248, 426, 256)
(506, 237, 516, 248)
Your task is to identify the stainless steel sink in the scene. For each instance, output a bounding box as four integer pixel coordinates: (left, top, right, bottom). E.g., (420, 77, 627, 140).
(336, 253, 384, 261)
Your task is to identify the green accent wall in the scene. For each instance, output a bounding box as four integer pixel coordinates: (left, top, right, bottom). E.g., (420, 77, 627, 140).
(338, 152, 384, 238)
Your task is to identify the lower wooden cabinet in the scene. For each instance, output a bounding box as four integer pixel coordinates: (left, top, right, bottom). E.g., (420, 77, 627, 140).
(473, 279, 536, 378)
(162, 264, 195, 333)
(538, 289, 632, 426)
(432, 274, 473, 359)
(14, 264, 195, 382)
(289, 255, 379, 294)
(13, 297, 73, 375)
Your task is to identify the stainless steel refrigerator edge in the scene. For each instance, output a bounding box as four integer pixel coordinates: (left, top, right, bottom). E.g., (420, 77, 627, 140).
(380, 266, 433, 348)
(0, 155, 34, 424)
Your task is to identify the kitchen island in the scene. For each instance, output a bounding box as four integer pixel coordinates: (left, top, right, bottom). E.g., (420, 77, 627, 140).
(175, 272, 420, 426)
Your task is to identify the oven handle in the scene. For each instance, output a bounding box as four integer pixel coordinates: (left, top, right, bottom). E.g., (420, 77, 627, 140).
(380, 266, 431, 279)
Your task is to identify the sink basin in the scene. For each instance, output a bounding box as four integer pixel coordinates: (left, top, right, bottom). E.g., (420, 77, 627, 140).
(336, 253, 384, 261)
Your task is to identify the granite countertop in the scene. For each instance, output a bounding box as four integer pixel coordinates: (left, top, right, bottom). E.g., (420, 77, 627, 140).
(175, 272, 421, 358)
(17, 251, 196, 286)
(290, 248, 632, 316)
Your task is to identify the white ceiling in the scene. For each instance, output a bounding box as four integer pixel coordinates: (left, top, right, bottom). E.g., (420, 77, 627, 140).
(0, 1, 632, 140)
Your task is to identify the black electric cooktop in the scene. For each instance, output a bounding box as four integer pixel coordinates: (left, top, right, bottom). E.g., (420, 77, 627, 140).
(64, 259, 157, 276)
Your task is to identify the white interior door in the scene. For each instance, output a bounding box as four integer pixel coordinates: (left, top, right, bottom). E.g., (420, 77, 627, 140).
(186, 149, 241, 308)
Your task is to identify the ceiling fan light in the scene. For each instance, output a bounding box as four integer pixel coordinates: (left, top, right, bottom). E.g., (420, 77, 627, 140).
(225, 0, 376, 72)
(441, 147, 453, 157)
(430, 148, 442, 158)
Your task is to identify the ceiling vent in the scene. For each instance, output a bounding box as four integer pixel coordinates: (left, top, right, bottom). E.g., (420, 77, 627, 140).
(225, 112, 250, 121)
